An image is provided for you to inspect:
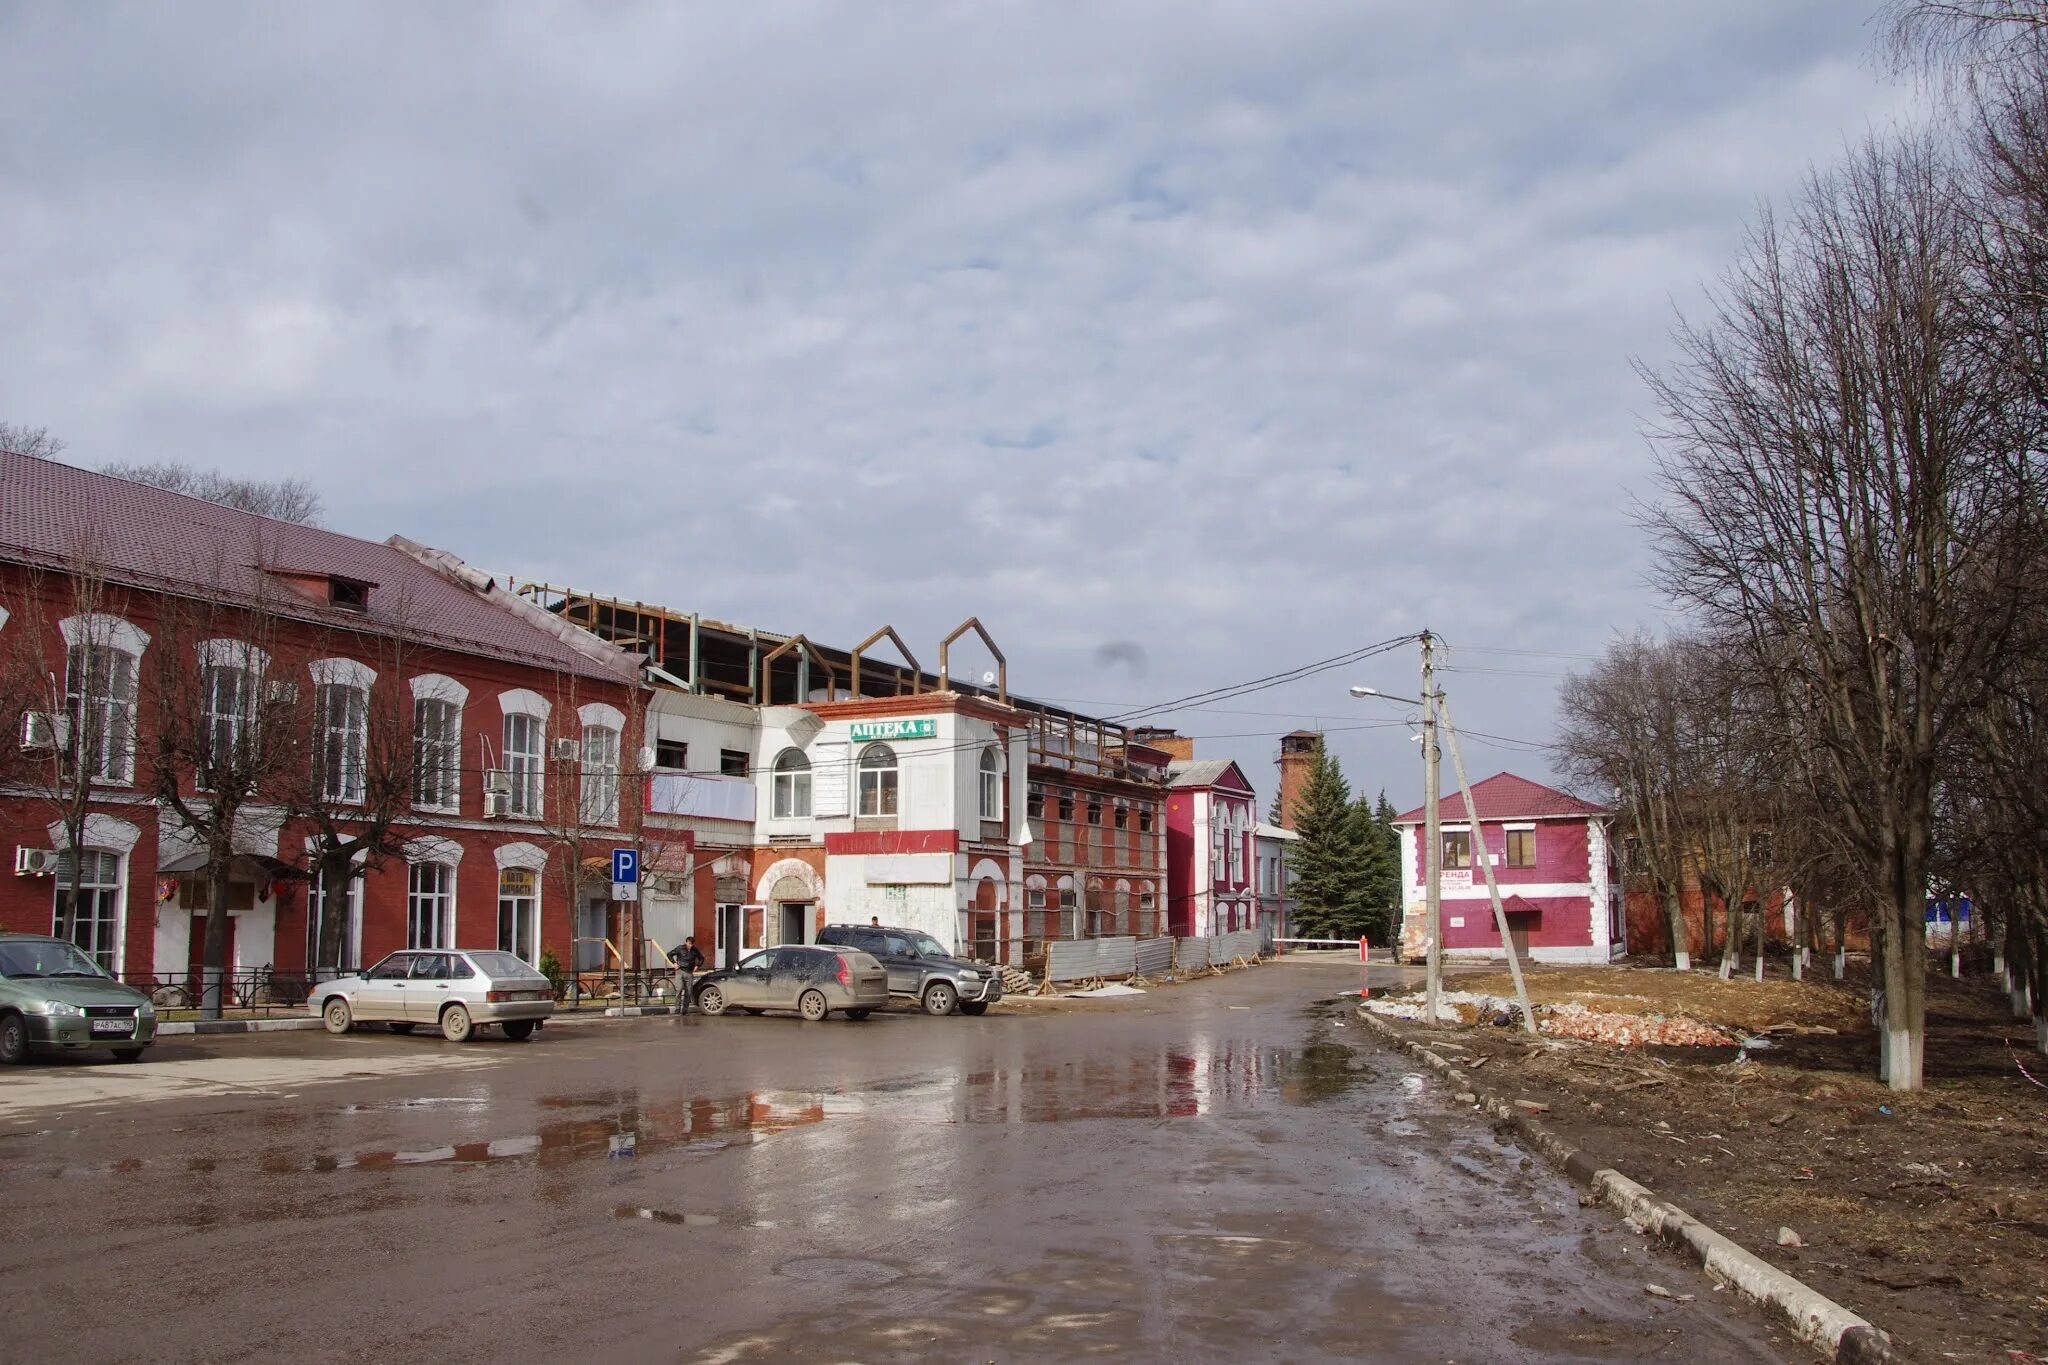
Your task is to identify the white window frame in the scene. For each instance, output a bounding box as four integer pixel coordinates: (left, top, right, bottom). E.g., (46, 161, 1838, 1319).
(580, 723, 621, 826)
(504, 713, 544, 818)
(60, 616, 146, 784)
(198, 639, 268, 776)
(411, 675, 469, 813)
(497, 867, 540, 965)
(53, 849, 124, 974)
(857, 742, 899, 818)
(310, 659, 376, 806)
(978, 746, 1002, 822)
(407, 861, 456, 950)
(772, 747, 812, 819)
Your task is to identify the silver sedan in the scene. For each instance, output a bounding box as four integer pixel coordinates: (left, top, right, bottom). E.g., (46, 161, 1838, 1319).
(310, 949, 554, 1042)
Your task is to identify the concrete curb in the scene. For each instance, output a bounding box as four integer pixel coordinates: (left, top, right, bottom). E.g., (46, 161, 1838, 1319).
(1352, 1009, 1905, 1365)
(156, 1017, 323, 1036)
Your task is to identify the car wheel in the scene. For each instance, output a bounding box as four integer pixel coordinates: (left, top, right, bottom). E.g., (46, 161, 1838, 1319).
(502, 1019, 536, 1041)
(959, 1002, 988, 1017)
(696, 985, 728, 1017)
(440, 1003, 474, 1042)
(388, 1022, 416, 1034)
(322, 998, 354, 1035)
(0, 1013, 27, 1066)
(922, 982, 958, 1016)
(845, 1008, 872, 1021)
(111, 1047, 146, 1063)
(798, 989, 829, 1021)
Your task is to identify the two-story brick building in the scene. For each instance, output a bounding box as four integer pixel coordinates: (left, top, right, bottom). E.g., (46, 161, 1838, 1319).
(1392, 771, 1623, 964)
(0, 452, 643, 997)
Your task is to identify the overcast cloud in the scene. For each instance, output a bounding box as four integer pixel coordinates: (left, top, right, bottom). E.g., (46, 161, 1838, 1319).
(0, 1, 1918, 808)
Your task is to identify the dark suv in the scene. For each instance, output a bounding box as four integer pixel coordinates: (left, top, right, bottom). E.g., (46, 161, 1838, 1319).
(814, 924, 1003, 1016)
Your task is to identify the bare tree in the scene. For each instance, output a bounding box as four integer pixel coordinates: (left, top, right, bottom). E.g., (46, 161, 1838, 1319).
(1555, 634, 1699, 970)
(142, 572, 306, 1017)
(277, 611, 430, 981)
(1640, 131, 2040, 1090)
(0, 422, 65, 459)
(101, 460, 324, 526)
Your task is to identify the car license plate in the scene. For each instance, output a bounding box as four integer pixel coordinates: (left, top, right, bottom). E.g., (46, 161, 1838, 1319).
(90, 1018, 131, 1036)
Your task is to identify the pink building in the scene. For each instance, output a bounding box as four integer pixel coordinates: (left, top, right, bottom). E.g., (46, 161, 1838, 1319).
(1392, 772, 1622, 964)
(1164, 758, 1258, 938)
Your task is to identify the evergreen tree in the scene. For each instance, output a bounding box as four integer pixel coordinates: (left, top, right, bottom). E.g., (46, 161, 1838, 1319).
(1290, 743, 1370, 937)
(1361, 790, 1403, 944)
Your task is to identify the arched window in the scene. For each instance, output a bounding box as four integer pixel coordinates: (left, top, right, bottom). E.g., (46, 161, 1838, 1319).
(198, 641, 267, 773)
(63, 625, 144, 783)
(772, 748, 812, 819)
(978, 746, 1002, 821)
(411, 676, 468, 812)
(53, 850, 122, 971)
(311, 659, 376, 805)
(857, 743, 898, 817)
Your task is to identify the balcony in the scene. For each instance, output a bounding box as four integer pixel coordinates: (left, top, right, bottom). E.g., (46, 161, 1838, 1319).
(647, 772, 755, 823)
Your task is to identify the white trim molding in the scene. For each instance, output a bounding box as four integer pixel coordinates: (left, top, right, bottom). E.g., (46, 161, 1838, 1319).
(403, 835, 466, 866)
(967, 856, 1008, 887)
(494, 840, 549, 872)
(410, 673, 470, 705)
(198, 638, 272, 673)
(499, 688, 552, 722)
(754, 857, 822, 903)
(578, 701, 626, 731)
(309, 657, 377, 690)
(46, 814, 142, 854)
(57, 612, 150, 657)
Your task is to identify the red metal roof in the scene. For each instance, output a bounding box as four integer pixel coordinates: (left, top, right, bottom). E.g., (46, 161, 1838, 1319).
(0, 449, 638, 684)
(1393, 771, 1607, 825)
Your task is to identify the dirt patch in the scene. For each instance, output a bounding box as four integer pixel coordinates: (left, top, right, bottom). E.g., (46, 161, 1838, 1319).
(1371, 964, 2048, 1362)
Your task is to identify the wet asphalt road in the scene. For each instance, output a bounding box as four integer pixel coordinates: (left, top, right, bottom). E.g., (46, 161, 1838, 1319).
(0, 960, 1795, 1364)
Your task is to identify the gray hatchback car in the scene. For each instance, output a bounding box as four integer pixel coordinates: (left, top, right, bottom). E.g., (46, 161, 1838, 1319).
(691, 944, 888, 1021)
(0, 933, 158, 1064)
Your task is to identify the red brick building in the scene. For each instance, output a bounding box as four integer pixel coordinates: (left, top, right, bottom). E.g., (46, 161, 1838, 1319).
(0, 451, 641, 996)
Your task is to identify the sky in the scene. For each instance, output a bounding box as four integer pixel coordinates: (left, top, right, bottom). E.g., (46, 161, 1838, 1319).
(0, 1, 1921, 812)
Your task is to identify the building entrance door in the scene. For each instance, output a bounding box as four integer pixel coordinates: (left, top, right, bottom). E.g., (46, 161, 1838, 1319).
(777, 901, 810, 946)
(718, 904, 743, 969)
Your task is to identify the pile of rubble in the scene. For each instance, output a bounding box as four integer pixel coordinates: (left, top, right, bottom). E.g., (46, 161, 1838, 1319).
(1364, 992, 1736, 1048)
(1538, 1002, 1734, 1048)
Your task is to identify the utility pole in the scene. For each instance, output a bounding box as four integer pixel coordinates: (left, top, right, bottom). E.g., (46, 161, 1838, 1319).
(1421, 631, 1441, 1028)
(1437, 692, 1537, 1035)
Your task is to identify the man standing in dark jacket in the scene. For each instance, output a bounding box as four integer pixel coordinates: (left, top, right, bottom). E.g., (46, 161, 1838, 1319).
(669, 936, 706, 1012)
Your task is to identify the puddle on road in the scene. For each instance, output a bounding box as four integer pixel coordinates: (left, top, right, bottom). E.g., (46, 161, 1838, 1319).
(957, 1038, 1377, 1122)
(18, 1031, 1384, 1180)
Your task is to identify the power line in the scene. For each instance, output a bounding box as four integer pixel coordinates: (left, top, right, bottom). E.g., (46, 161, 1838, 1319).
(1103, 634, 1420, 724)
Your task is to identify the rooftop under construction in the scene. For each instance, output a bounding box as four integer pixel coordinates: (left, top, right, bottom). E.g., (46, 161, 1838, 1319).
(511, 580, 1170, 783)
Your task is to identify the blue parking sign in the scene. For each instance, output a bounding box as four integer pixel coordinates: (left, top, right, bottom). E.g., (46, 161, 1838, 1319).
(611, 848, 638, 884)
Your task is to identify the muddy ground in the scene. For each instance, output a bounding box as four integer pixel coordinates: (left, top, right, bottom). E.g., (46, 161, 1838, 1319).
(1371, 963, 2048, 1362)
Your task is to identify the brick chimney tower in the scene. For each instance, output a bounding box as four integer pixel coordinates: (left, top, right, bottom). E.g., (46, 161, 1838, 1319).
(1275, 730, 1321, 828)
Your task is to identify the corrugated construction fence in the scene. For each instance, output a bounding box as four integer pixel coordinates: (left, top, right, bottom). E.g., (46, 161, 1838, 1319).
(1042, 931, 1265, 985)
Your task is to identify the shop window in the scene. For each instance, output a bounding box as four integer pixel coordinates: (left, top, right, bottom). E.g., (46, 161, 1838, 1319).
(1505, 828, 1535, 868)
(1442, 830, 1472, 869)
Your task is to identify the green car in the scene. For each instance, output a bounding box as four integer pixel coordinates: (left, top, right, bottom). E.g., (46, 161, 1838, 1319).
(0, 933, 158, 1065)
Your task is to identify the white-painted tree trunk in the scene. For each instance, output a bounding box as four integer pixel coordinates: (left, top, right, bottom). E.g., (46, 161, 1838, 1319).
(1833, 950, 1846, 980)
(2036, 1013, 2047, 1056)
(1950, 948, 1960, 978)
(1792, 946, 1804, 982)
(1673, 950, 1692, 972)
(1882, 1026, 1924, 1089)
(2017, 981, 2035, 1021)
(1754, 954, 1764, 983)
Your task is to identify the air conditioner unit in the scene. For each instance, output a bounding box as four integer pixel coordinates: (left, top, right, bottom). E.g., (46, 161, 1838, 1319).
(19, 711, 68, 751)
(484, 769, 512, 795)
(14, 847, 57, 877)
(483, 791, 510, 818)
(551, 738, 580, 762)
